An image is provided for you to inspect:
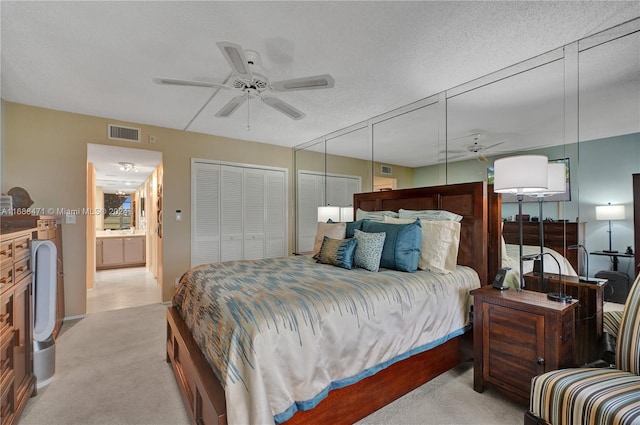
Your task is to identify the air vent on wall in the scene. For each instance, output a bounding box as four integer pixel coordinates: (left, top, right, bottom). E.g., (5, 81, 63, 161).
(108, 124, 141, 142)
(381, 165, 392, 175)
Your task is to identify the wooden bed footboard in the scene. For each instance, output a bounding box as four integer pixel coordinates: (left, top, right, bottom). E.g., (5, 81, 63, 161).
(167, 305, 472, 425)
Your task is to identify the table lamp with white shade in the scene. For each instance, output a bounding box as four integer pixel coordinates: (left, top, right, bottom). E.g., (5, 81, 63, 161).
(494, 155, 549, 291)
(317, 206, 341, 223)
(595, 203, 626, 253)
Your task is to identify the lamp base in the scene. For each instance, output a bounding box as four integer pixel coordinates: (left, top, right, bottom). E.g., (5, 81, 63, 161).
(547, 292, 572, 303)
(602, 249, 618, 253)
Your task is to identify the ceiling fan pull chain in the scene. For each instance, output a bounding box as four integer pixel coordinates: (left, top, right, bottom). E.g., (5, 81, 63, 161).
(246, 91, 251, 131)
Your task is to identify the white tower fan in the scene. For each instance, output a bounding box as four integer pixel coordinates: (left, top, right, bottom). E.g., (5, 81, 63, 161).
(31, 239, 57, 388)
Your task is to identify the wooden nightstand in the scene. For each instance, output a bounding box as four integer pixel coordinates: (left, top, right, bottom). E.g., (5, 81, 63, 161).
(471, 286, 578, 405)
(523, 272, 607, 365)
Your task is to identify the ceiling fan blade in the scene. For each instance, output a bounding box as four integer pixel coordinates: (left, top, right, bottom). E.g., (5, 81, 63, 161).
(153, 78, 230, 90)
(216, 41, 252, 80)
(215, 95, 247, 118)
(271, 74, 335, 91)
(483, 141, 505, 150)
(439, 149, 467, 155)
(263, 96, 305, 120)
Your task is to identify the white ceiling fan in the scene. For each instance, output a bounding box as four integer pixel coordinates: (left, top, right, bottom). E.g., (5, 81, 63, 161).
(442, 134, 505, 162)
(154, 41, 335, 121)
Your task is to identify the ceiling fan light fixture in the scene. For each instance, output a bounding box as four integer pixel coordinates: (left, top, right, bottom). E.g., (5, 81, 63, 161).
(118, 162, 138, 172)
(156, 41, 334, 124)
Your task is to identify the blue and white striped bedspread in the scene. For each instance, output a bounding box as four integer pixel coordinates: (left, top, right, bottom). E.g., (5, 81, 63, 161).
(173, 255, 480, 425)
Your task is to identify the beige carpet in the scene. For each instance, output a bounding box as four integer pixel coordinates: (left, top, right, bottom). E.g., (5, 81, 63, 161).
(19, 303, 525, 425)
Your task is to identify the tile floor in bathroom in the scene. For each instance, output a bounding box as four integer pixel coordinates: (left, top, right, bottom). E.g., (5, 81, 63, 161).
(87, 267, 161, 314)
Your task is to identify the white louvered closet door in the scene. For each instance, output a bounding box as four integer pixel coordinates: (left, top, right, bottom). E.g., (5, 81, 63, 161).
(243, 168, 266, 260)
(192, 160, 287, 265)
(265, 170, 286, 258)
(297, 173, 324, 253)
(191, 163, 220, 267)
(220, 165, 243, 262)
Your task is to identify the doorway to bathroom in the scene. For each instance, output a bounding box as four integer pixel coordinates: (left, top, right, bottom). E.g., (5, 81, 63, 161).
(86, 144, 163, 314)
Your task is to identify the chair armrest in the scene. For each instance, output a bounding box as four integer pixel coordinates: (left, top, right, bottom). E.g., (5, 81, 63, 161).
(603, 311, 624, 338)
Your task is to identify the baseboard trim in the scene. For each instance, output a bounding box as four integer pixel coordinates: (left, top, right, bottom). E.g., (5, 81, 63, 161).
(63, 314, 87, 321)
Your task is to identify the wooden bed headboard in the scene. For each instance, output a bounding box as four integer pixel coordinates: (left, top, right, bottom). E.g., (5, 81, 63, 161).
(353, 181, 502, 286)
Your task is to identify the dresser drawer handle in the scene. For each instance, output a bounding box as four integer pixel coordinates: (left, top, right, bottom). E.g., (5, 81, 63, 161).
(0, 277, 7, 284)
(14, 243, 25, 249)
(15, 266, 26, 272)
(0, 249, 8, 256)
(0, 313, 10, 323)
(536, 357, 545, 366)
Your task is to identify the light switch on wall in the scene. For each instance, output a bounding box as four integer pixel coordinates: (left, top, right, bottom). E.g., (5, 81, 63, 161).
(66, 213, 76, 224)
(175, 210, 182, 221)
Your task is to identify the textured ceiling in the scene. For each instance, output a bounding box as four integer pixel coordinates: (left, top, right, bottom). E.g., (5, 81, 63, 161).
(3, 1, 639, 152)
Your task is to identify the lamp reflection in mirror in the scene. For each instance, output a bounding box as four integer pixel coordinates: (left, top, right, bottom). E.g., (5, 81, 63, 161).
(340, 207, 354, 222)
(494, 155, 548, 291)
(317, 206, 340, 223)
(595, 203, 626, 253)
(523, 252, 572, 303)
(526, 163, 567, 279)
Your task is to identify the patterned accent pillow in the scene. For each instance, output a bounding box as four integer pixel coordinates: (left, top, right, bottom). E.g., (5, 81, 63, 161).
(398, 208, 463, 223)
(353, 229, 386, 272)
(316, 236, 357, 270)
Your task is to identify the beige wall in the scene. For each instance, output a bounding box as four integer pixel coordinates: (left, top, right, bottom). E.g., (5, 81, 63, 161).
(2, 101, 294, 316)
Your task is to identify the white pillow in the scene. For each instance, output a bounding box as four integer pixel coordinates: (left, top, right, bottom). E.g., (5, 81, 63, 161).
(384, 216, 461, 274)
(355, 208, 399, 222)
(313, 222, 346, 256)
(398, 208, 463, 222)
(501, 221, 510, 260)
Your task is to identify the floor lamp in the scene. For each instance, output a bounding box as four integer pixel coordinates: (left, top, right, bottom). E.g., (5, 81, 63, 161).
(527, 162, 567, 283)
(494, 155, 548, 291)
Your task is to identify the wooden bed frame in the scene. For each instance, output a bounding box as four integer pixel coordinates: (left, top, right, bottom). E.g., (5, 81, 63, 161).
(166, 181, 502, 425)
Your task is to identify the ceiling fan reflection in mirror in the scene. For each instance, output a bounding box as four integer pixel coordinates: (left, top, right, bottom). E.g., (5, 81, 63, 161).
(154, 41, 334, 129)
(442, 134, 505, 162)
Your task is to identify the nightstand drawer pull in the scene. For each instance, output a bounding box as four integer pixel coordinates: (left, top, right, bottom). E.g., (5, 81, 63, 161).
(536, 357, 545, 366)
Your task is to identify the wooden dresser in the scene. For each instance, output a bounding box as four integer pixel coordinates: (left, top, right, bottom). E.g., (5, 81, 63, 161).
(1, 227, 36, 425)
(502, 221, 586, 274)
(471, 285, 577, 405)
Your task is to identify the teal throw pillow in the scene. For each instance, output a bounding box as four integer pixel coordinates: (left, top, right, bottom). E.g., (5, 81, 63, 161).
(316, 236, 357, 270)
(353, 229, 386, 272)
(361, 220, 422, 272)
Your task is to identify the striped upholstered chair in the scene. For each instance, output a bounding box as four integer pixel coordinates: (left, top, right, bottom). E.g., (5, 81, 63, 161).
(525, 272, 640, 425)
